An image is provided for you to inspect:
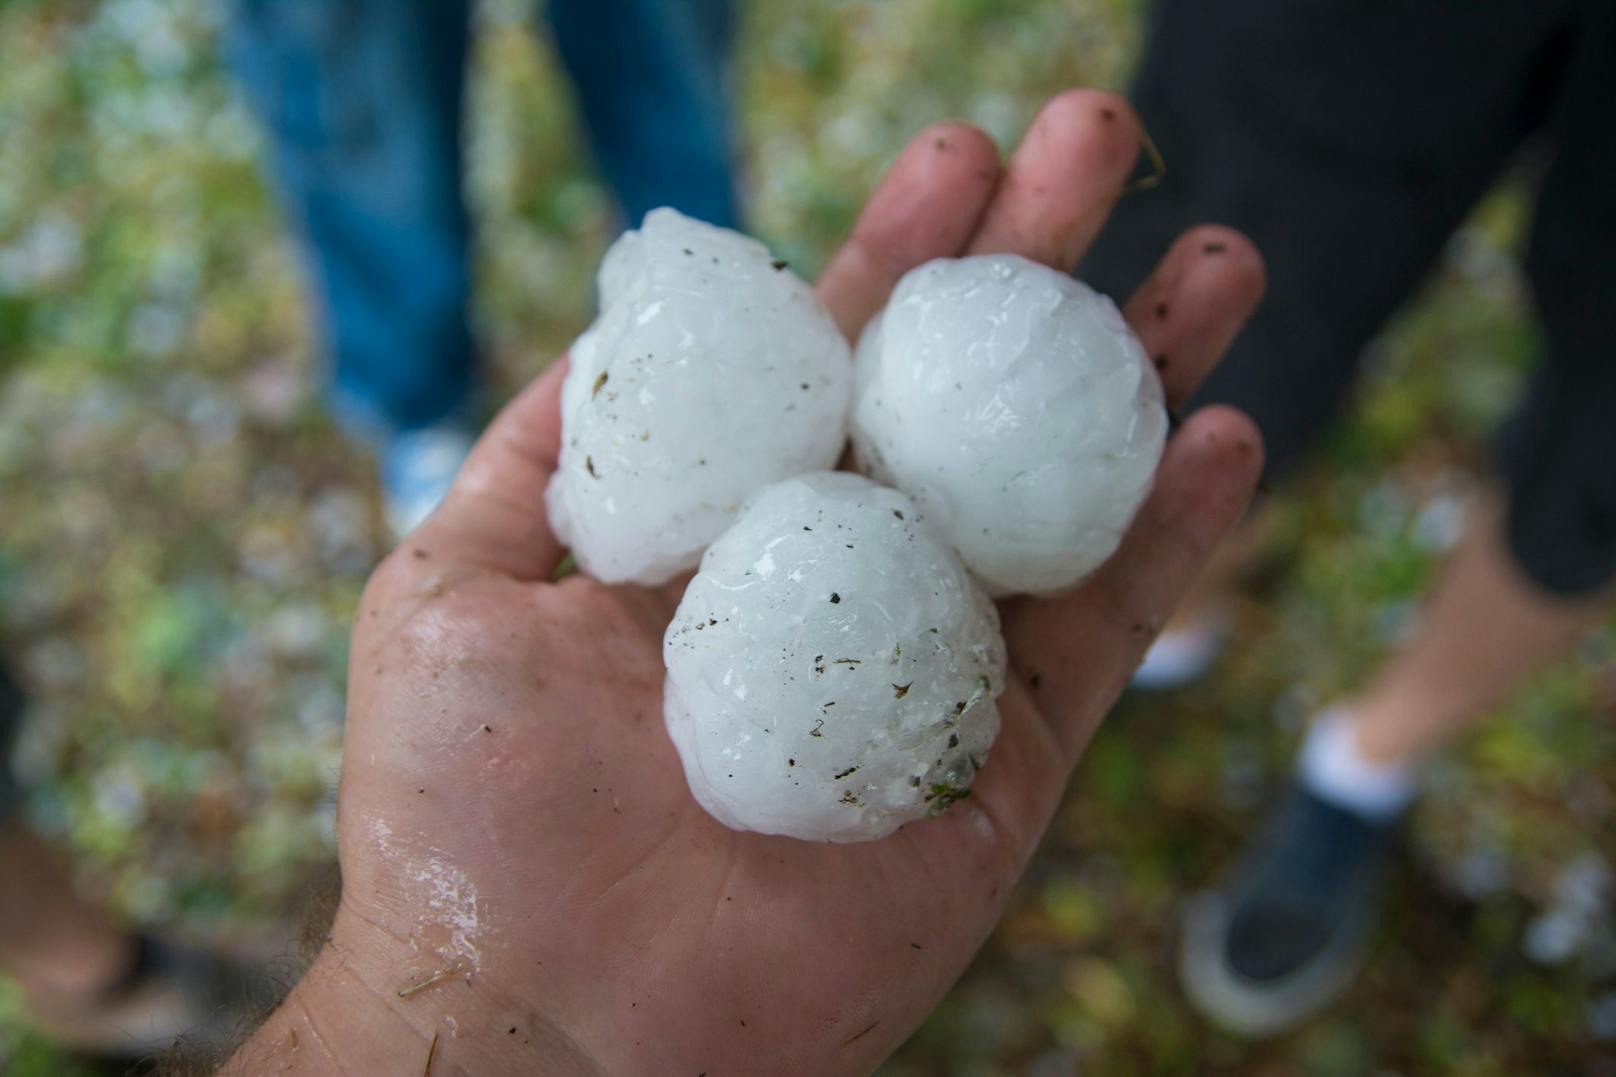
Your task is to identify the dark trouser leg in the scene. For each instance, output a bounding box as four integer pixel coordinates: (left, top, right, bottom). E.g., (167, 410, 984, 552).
(1500, 2, 1616, 599)
(1081, 0, 1575, 482)
(0, 658, 21, 823)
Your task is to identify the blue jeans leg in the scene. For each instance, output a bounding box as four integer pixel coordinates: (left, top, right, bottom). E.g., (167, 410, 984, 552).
(544, 0, 741, 229)
(226, 0, 477, 435)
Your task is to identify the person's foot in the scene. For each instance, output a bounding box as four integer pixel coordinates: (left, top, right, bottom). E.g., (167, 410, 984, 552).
(1131, 606, 1230, 690)
(382, 420, 477, 540)
(22, 934, 278, 1058)
(1179, 784, 1396, 1035)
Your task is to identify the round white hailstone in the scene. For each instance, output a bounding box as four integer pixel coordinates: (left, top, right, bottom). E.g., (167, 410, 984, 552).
(852, 253, 1168, 596)
(546, 208, 852, 586)
(663, 472, 1007, 843)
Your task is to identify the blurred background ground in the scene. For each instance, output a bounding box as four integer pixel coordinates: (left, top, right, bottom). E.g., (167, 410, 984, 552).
(0, 0, 1613, 1073)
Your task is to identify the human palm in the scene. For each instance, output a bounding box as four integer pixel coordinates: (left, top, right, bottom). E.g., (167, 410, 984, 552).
(236, 92, 1265, 1076)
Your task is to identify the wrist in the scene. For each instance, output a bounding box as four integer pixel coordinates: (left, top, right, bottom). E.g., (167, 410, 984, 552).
(223, 912, 431, 1074)
(225, 899, 599, 1075)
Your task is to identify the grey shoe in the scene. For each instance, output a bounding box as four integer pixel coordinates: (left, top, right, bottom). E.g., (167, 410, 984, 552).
(1180, 784, 1395, 1035)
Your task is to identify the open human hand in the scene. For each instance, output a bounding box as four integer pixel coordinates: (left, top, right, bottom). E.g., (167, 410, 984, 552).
(226, 90, 1265, 1076)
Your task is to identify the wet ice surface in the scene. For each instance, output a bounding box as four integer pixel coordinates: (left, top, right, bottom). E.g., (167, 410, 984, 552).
(663, 472, 1006, 842)
(546, 208, 852, 585)
(852, 254, 1166, 596)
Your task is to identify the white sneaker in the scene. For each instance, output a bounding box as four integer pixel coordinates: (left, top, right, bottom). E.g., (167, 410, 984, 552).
(1131, 609, 1230, 691)
(382, 421, 477, 540)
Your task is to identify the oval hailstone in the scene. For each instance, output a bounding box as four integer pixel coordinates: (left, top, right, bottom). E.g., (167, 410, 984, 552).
(852, 253, 1167, 596)
(546, 208, 852, 585)
(664, 472, 1006, 842)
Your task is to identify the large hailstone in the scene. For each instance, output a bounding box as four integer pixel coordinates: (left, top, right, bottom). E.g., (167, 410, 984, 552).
(852, 254, 1167, 596)
(664, 472, 1006, 843)
(546, 209, 852, 585)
